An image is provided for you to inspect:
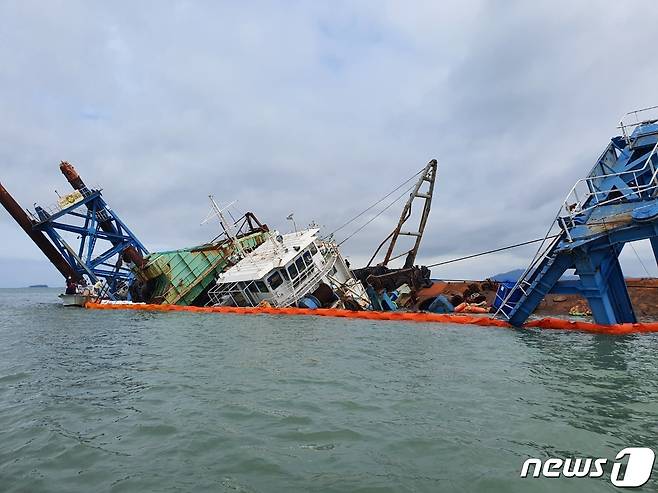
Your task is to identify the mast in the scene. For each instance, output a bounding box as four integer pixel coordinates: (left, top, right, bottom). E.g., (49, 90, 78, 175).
(367, 159, 437, 268)
(207, 195, 246, 258)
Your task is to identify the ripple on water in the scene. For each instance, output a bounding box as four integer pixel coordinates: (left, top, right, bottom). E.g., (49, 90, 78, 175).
(0, 371, 31, 384)
(1, 290, 658, 492)
(274, 428, 365, 443)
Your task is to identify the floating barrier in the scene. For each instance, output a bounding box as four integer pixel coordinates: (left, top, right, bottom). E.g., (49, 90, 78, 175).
(523, 318, 658, 335)
(84, 302, 658, 335)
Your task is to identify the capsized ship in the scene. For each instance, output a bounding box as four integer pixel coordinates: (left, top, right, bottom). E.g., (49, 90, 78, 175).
(207, 228, 370, 309)
(133, 212, 270, 306)
(0, 161, 272, 306)
(0, 161, 373, 309)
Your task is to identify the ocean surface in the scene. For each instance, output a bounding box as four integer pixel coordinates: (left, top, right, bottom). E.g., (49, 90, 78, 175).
(1, 288, 657, 492)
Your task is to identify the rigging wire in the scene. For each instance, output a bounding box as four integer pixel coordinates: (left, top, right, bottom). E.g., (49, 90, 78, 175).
(600, 216, 654, 278)
(324, 167, 425, 240)
(629, 241, 652, 278)
(324, 163, 566, 271)
(353, 235, 560, 274)
(424, 235, 561, 269)
(338, 183, 417, 246)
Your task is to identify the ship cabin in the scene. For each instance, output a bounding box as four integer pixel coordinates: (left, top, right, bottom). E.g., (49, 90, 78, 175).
(207, 228, 354, 308)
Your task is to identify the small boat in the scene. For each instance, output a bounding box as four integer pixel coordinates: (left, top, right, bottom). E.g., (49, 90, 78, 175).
(207, 228, 369, 309)
(58, 293, 94, 307)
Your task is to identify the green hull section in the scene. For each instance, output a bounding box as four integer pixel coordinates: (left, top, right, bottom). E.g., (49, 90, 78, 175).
(136, 232, 267, 306)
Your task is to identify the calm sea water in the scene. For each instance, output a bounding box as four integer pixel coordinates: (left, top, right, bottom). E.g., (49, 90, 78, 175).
(1, 288, 657, 492)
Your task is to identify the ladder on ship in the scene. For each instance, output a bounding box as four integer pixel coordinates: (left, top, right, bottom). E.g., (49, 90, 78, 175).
(496, 106, 658, 326)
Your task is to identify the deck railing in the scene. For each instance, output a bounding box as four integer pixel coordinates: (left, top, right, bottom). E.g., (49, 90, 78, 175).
(619, 105, 658, 147)
(495, 107, 658, 320)
(208, 241, 341, 308)
(559, 136, 658, 227)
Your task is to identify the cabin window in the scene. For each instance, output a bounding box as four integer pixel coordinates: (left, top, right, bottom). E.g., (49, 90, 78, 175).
(288, 263, 298, 279)
(237, 283, 256, 305)
(267, 271, 284, 290)
(303, 251, 313, 266)
(254, 280, 268, 293)
(295, 257, 305, 272)
(245, 283, 260, 297)
(244, 289, 257, 305)
(233, 291, 249, 306)
(310, 243, 318, 255)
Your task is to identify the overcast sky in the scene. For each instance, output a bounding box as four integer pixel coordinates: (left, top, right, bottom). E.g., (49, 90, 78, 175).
(1, 1, 658, 287)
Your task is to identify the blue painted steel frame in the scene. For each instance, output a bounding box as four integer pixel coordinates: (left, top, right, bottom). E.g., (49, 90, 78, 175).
(32, 191, 148, 299)
(507, 118, 658, 326)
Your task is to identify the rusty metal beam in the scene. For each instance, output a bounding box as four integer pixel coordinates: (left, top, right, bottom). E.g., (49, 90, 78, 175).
(0, 181, 82, 282)
(367, 159, 437, 268)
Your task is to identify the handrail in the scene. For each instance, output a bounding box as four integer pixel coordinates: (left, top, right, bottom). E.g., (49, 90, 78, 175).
(207, 241, 342, 308)
(274, 250, 339, 307)
(493, 217, 564, 320)
(495, 110, 658, 321)
(560, 139, 658, 223)
(619, 105, 658, 145)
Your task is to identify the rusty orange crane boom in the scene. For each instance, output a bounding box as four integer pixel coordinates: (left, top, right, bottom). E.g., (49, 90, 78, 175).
(0, 181, 82, 281)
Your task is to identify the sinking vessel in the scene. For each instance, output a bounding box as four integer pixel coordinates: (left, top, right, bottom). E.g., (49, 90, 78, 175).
(207, 227, 370, 309)
(0, 159, 436, 312)
(134, 212, 270, 306)
(352, 159, 437, 310)
(58, 293, 94, 307)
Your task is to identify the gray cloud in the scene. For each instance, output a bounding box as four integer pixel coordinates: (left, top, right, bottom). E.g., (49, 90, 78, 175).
(1, 0, 658, 287)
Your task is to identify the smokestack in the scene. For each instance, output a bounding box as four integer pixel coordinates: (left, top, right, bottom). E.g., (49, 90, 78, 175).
(0, 182, 82, 282)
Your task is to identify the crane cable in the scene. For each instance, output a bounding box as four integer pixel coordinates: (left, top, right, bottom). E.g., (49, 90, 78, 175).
(338, 182, 418, 246)
(425, 235, 561, 268)
(629, 241, 652, 278)
(324, 165, 563, 268)
(375, 235, 562, 274)
(323, 167, 425, 241)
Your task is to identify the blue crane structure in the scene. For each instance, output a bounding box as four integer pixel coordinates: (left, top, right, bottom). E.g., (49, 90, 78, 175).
(30, 162, 148, 300)
(497, 106, 658, 326)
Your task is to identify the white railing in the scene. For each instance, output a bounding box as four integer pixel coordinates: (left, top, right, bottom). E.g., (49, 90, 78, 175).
(207, 279, 261, 307)
(208, 241, 341, 308)
(559, 139, 658, 225)
(495, 107, 658, 320)
(36, 201, 72, 218)
(619, 105, 658, 146)
(274, 250, 338, 307)
(493, 219, 564, 320)
(31, 185, 104, 221)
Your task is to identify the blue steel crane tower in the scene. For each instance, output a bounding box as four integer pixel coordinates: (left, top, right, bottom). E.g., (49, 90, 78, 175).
(497, 106, 658, 326)
(30, 162, 148, 300)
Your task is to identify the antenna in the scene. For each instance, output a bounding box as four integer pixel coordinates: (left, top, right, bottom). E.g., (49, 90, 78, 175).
(202, 195, 246, 258)
(286, 212, 297, 233)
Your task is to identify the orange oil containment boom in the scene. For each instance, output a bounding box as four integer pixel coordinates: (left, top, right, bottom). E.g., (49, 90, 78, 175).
(83, 302, 658, 335)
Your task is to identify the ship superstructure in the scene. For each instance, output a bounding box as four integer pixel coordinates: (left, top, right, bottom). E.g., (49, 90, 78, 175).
(207, 228, 369, 309)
